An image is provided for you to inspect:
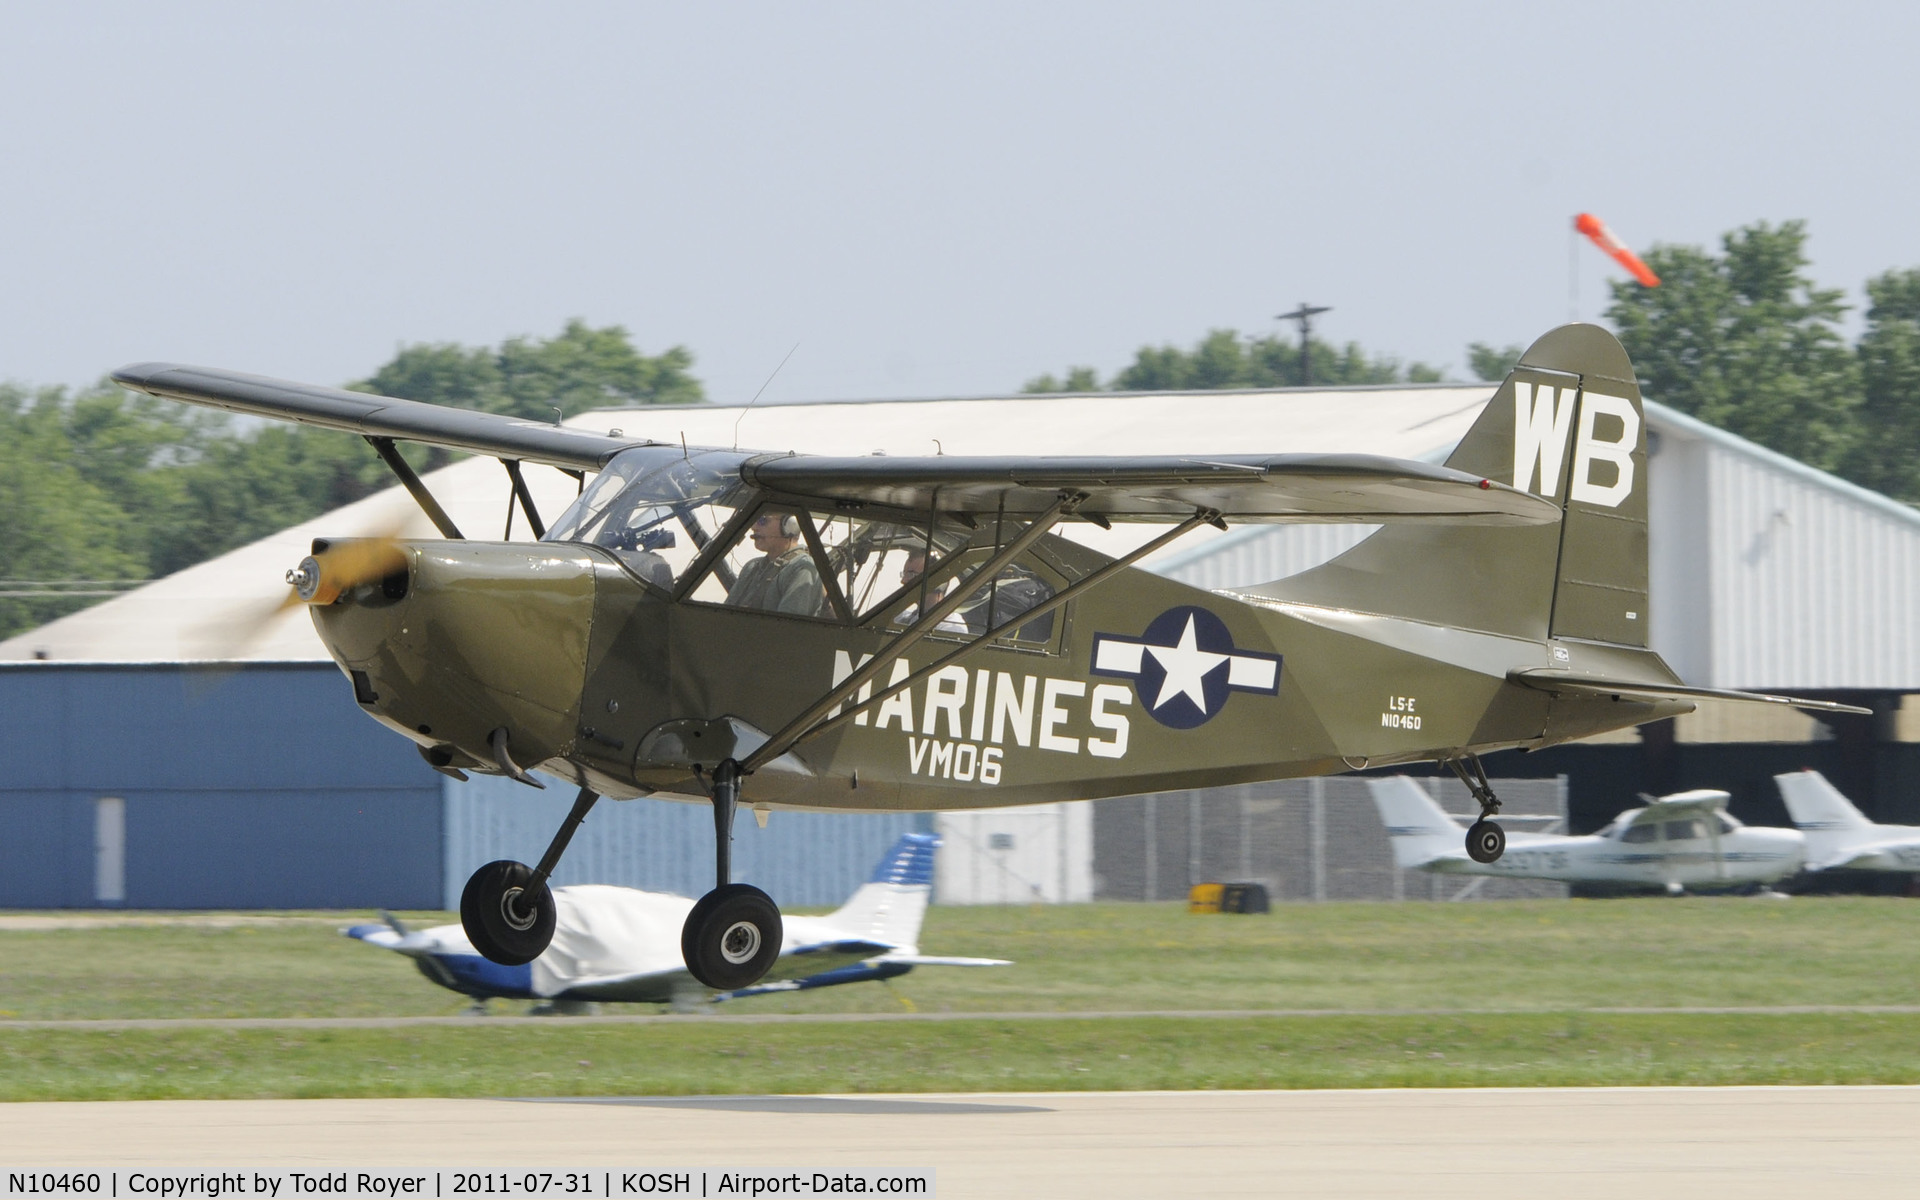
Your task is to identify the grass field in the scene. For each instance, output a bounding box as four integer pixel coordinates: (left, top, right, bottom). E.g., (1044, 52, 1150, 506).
(3, 897, 1917, 1098)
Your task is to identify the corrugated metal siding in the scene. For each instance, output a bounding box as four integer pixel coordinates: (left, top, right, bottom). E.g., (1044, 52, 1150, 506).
(443, 773, 925, 909)
(0, 664, 443, 908)
(1705, 442, 1920, 688)
(1154, 524, 1377, 591)
(933, 803, 1093, 904)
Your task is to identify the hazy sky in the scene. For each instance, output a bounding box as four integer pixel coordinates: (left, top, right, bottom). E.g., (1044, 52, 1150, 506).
(4, 2, 1916, 404)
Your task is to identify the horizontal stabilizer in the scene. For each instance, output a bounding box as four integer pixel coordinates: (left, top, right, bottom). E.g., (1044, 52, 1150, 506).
(874, 954, 1013, 968)
(715, 960, 914, 1002)
(1510, 670, 1871, 716)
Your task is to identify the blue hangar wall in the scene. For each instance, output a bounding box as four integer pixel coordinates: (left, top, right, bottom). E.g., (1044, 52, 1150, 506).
(0, 662, 927, 910)
(0, 663, 443, 908)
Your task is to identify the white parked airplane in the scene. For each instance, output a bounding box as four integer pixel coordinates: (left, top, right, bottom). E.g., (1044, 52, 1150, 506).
(1776, 770, 1920, 873)
(1367, 776, 1805, 893)
(346, 833, 1008, 1008)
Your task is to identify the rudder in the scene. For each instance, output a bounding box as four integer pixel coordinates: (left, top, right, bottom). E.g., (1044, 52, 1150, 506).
(1244, 324, 1650, 647)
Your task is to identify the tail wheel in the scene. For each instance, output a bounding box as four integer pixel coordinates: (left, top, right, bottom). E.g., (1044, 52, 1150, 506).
(460, 859, 556, 966)
(681, 883, 783, 990)
(1465, 820, 1506, 864)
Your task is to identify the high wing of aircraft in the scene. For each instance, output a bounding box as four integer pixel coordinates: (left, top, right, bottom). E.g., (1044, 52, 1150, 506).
(345, 832, 1008, 1007)
(115, 323, 1865, 991)
(1776, 770, 1920, 872)
(1367, 776, 1806, 893)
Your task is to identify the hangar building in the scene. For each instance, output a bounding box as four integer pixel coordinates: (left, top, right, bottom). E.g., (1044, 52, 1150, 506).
(5, 379, 1915, 906)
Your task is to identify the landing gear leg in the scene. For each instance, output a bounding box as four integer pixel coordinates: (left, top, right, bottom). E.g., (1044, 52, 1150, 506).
(1446, 754, 1507, 864)
(681, 758, 783, 990)
(460, 785, 599, 965)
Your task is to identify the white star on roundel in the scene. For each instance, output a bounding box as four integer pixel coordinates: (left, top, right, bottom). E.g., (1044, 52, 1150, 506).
(1145, 614, 1230, 714)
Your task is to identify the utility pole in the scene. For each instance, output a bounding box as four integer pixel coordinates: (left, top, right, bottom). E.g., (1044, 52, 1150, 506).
(1276, 302, 1331, 386)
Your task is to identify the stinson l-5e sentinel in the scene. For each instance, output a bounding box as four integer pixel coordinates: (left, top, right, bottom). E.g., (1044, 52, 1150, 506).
(113, 324, 1860, 990)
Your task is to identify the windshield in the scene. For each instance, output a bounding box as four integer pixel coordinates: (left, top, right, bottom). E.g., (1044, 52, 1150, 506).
(544, 446, 755, 587)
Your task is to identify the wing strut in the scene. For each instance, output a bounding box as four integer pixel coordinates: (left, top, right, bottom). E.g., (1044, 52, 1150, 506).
(739, 504, 1217, 774)
(739, 492, 1080, 773)
(365, 436, 464, 539)
(502, 459, 547, 539)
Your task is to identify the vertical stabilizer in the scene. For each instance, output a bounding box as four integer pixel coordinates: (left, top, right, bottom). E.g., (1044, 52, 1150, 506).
(1244, 324, 1649, 646)
(825, 832, 939, 953)
(1776, 770, 1874, 867)
(1365, 777, 1463, 869)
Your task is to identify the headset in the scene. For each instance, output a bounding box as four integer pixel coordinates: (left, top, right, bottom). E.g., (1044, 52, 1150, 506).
(761, 512, 800, 538)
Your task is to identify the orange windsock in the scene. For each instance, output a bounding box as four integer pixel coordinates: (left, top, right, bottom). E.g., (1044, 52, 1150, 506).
(1575, 213, 1660, 287)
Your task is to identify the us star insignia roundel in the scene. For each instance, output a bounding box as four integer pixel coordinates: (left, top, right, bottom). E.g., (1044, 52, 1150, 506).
(1090, 605, 1282, 729)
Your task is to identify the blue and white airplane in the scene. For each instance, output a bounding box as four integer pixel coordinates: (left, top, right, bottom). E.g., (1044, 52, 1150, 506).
(346, 833, 1008, 1008)
(1368, 775, 1805, 894)
(1777, 769, 1920, 873)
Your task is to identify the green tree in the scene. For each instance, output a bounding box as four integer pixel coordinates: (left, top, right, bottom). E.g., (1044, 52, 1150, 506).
(0, 320, 710, 641)
(1023, 366, 1101, 393)
(0, 385, 150, 639)
(356, 319, 704, 420)
(1842, 268, 1920, 502)
(1605, 221, 1859, 470)
(1030, 328, 1438, 394)
(1467, 342, 1524, 381)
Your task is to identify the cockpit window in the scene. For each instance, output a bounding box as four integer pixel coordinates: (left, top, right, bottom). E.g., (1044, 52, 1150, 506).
(544, 446, 754, 590)
(1664, 819, 1707, 841)
(1621, 823, 1659, 843)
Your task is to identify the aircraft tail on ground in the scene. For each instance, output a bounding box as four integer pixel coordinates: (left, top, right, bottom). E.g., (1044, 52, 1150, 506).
(1365, 777, 1464, 869)
(1244, 324, 1648, 646)
(824, 831, 939, 953)
(1776, 770, 1875, 868)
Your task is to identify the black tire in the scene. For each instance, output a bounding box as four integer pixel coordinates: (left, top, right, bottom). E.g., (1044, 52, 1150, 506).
(681, 883, 783, 990)
(460, 859, 556, 966)
(1465, 820, 1506, 864)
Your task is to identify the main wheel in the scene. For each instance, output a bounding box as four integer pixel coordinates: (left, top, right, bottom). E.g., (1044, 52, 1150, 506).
(1465, 820, 1506, 864)
(460, 859, 556, 966)
(681, 883, 783, 990)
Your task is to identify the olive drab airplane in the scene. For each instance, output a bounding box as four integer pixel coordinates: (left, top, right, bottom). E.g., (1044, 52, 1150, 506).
(112, 323, 1865, 991)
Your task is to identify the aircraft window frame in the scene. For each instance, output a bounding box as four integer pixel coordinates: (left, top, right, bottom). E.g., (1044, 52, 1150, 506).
(677, 501, 844, 622)
(807, 510, 973, 624)
(543, 446, 757, 596)
(1663, 818, 1707, 842)
(1620, 822, 1660, 844)
(866, 537, 1066, 653)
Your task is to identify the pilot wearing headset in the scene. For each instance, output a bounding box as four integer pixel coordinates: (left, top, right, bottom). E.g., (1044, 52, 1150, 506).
(725, 510, 828, 616)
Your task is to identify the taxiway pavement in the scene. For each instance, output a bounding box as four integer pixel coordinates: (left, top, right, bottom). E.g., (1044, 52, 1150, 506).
(5, 1086, 1917, 1198)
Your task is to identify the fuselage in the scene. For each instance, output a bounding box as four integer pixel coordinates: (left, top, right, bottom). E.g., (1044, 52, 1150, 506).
(310, 532, 1682, 814)
(1427, 824, 1806, 889)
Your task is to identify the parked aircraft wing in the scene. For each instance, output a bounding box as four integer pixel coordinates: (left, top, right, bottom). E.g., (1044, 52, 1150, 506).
(1632, 790, 1734, 821)
(743, 453, 1560, 526)
(1510, 670, 1871, 716)
(112, 363, 643, 472)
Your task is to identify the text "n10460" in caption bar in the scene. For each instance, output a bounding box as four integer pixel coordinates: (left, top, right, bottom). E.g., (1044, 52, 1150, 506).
(3, 1171, 935, 1199)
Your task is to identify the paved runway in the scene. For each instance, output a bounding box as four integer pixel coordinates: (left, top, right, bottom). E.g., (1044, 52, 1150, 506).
(6, 1087, 1918, 1198)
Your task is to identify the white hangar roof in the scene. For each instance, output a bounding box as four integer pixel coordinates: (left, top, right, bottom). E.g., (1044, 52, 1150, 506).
(7, 383, 1917, 690)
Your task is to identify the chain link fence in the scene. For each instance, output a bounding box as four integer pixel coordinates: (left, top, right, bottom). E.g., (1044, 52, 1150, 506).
(1091, 775, 1568, 902)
